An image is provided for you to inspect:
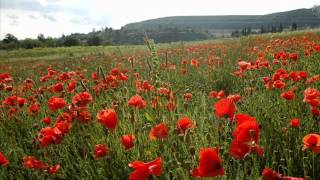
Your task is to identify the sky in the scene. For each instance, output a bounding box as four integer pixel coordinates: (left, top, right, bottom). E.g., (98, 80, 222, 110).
(0, 0, 319, 39)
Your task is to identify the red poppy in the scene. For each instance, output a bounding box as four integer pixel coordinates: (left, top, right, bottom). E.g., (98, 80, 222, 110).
(3, 96, 26, 107)
(51, 83, 64, 93)
(209, 90, 225, 99)
(42, 117, 51, 125)
(233, 117, 260, 143)
(229, 140, 264, 160)
(67, 80, 77, 92)
(214, 98, 236, 119)
(128, 157, 162, 180)
(0, 73, 12, 83)
(191, 148, 224, 178)
(47, 96, 66, 111)
(94, 144, 109, 159)
(54, 120, 72, 134)
(121, 134, 135, 150)
(136, 80, 154, 92)
(92, 72, 98, 80)
(262, 167, 305, 180)
(38, 127, 62, 148)
(297, 71, 307, 79)
(48, 164, 60, 174)
(289, 118, 300, 128)
(158, 87, 170, 97)
(128, 95, 146, 109)
(77, 108, 92, 123)
(311, 107, 320, 116)
(190, 59, 200, 67)
(229, 140, 250, 159)
(177, 116, 195, 133)
(56, 112, 73, 123)
(183, 93, 193, 101)
(281, 90, 295, 100)
(273, 80, 286, 89)
(96, 109, 117, 131)
(302, 134, 320, 154)
(262, 168, 282, 180)
(238, 60, 251, 71)
(4, 85, 13, 92)
(149, 123, 168, 140)
(166, 101, 176, 111)
(23, 156, 48, 170)
(229, 114, 263, 159)
(0, 152, 9, 167)
(72, 92, 93, 107)
(303, 88, 319, 100)
(227, 94, 241, 103)
(17, 97, 26, 107)
(28, 103, 40, 115)
(307, 75, 320, 84)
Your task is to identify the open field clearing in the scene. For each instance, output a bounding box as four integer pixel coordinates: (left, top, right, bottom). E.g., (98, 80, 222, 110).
(0, 31, 320, 179)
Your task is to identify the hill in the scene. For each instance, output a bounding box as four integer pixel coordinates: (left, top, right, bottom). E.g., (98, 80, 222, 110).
(2, 7, 320, 49)
(123, 8, 320, 31)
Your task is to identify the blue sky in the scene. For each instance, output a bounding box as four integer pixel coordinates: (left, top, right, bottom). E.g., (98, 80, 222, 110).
(0, 0, 318, 39)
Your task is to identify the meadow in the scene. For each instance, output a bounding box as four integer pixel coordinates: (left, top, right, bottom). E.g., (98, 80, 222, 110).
(0, 30, 320, 180)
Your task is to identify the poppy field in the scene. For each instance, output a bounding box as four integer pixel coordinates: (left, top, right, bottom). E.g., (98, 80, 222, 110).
(0, 31, 320, 179)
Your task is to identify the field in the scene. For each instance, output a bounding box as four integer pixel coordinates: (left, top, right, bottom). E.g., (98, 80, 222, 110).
(0, 30, 320, 180)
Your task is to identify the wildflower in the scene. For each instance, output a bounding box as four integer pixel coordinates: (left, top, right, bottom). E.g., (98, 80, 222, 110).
(28, 103, 40, 115)
(273, 80, 286, 89)
(183, 93, 193, 101)
(209, 90, 225, 99)
(281, 90, 295, 100)
(128, 95, 146, 109)
(47, 97, 66, 111)
(149, 123, 168, 140)
(191, 148, 224, 178)
(262, 167, 305, 180)
(214, 98, 236, 119)
(0, 152, 9, 166)
(128, 157, 162, 180)
(72, 92, 93, 107)
(289, 118, 300, 128)
(48, 164, 60, 174)
(97, 109, 117, 131)
(23, 156, 48, 170)
(177, 117, 195, 133)
(42, 117, 51, 125)
(94, 144, 109, 159)
(121, 134, 135, 150)
(302, 134, 320, 154)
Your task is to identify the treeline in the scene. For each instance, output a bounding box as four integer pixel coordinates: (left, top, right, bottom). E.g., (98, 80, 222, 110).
(231, 23, 298, 37)
(0, 27, 209, 50)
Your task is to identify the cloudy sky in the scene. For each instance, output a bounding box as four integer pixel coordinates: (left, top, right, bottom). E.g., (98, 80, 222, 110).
(0, 0, 318, 39)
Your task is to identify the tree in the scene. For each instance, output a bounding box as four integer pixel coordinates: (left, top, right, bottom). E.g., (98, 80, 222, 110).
(260, 25, 265, 34)
(291, 23, 297, 31)
(87, 35, 102, 46)
(279, 24, 283, 32)
(20, 38, 41, 49)
(312, 5, 320, 16)
(2, 34, 18, 44)
(63, 35, 80, 46)
(271, 25, 277, 33)
(37, 34, 46, 43)
(247, 26, 252, 35)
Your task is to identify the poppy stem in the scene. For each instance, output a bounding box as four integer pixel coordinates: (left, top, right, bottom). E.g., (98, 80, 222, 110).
(99, 66, 107, 82)
(80, 80, 89, 92)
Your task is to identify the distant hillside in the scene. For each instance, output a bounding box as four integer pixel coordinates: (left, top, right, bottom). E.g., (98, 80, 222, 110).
(123, 8, 320, 31)
(2, 7, 320, 49)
